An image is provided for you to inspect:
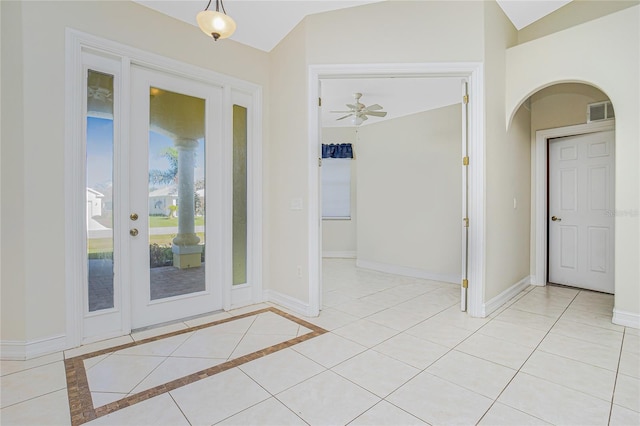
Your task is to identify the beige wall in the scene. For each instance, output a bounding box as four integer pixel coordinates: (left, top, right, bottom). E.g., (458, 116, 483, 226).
(266, 20, 309, 302)
(518, 0, 639, 45)
(305, 1, 485, 64)
(530, 84, 609, 131)
(0, 1, 270, 344)
(356, 105, 462, 280)
(506, 6, 640, 320)
(1, 1, 27, 342)
(321, 127, 357, 256)
(483, 0, 532, 302)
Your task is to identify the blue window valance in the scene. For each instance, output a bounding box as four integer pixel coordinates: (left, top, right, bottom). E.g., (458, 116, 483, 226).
(322, 143, 353, 159)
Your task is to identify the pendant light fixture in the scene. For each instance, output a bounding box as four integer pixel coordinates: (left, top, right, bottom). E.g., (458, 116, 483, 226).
(197, 0, 236, 41)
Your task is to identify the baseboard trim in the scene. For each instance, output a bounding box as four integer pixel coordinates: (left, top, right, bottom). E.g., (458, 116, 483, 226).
(322, 251, 357, 259)
(1, 334, 67, 361)
(264, 289, 314, 317)
(612, 308, 640, 329)
(356, 259, 460, 284)
(482, 275, 533, 317)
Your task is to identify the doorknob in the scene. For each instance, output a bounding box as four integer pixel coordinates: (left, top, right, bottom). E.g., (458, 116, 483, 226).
(551, 216, 562, 222)
(130, 228, 139, 236)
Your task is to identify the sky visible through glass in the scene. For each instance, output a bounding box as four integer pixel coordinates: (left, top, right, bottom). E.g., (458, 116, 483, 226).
(86, 117, 205, 191)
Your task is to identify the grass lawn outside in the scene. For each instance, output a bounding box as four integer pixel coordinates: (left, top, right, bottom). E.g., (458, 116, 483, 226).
(88, 232, 205, 254)
(149, 216, 205, 228)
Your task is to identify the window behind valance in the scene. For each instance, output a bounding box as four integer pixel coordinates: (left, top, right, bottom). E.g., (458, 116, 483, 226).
(322, 143, 353, 159)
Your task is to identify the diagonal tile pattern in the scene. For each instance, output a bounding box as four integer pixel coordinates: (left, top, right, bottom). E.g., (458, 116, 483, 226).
(1, 258, 639, 426)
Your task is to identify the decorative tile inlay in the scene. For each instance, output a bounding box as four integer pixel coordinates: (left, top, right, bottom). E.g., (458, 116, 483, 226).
(64, 307, 327, 426)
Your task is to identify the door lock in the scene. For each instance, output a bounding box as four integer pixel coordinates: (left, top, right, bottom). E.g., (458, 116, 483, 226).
(130, 213, 139, 221)
(551, 216, 562, 222)
(130, 228, 139, 236)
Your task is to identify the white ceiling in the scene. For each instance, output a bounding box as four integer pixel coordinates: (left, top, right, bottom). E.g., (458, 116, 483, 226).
(134, 0, 573, 52)
(133, 0, 573, 127)
(135, 0, 383, 52)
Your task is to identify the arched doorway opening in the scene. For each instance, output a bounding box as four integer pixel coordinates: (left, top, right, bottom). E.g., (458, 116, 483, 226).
(524, 83, 616, 296)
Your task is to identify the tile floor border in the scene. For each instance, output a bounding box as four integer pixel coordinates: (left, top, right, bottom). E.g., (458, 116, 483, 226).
(64, 307, 327, 426)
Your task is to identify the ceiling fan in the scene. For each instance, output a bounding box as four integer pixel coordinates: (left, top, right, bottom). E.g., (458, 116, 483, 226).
(330, 92, 387, 125)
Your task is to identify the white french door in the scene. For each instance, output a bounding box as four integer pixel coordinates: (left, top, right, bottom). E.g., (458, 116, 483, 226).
(548, 130, 615, 293)
(74, 33, 261, 346)
(129, 66, 224, 329)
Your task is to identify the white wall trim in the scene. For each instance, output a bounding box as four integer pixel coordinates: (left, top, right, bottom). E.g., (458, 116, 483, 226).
(613, 308, 640, 329)
(356, 260, 460, 285)
(309, 62, 485, 318)
(1, 335, 67, 361)
(322, 251, 357, 259)
(264, 289, 314, 317)
(482, 275, 532, 317)
(533, 121, 615, 288)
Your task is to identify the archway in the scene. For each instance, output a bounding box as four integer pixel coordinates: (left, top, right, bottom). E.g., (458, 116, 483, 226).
(520, 83, 616, 298)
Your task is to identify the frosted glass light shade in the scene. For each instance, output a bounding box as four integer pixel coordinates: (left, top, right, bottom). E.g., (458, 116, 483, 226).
(352, 116, 364, 126)
(197, 10, 236, 40)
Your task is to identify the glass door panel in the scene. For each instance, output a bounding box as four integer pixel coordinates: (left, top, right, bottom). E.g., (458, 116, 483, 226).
(148, 88, 206, 300)
(130, 66, 223, 329)
(232, 105, 248, 285)
(86, 70, 115, 312)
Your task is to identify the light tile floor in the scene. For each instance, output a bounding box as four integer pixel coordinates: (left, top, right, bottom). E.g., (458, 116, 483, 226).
(1, 258, 639, 425)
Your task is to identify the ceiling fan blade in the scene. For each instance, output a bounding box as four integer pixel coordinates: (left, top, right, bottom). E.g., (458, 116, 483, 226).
(330, 110, 354, 113)
(365, 111, 387, 117)
(346, 104, 358, 109)
(336, 114, 353, 121)
(360, 114, 369, 121)
(365, 104, 383, 111)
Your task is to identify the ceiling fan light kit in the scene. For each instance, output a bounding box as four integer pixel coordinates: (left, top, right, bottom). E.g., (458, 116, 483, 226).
(331, 92, 387, 126)
(197, 0, 236, 41)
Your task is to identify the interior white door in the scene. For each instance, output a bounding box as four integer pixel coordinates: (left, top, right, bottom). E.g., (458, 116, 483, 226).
(548, 130, 615, 293)
(130, 66, 224, 329)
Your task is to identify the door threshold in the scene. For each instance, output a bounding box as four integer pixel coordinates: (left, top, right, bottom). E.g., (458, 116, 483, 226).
(131, 309, 226, 334)
(547, 282, 614, 295)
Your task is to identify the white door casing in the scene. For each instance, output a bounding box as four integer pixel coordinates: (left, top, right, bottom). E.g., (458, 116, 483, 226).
(548, 130, 615, 293)
(308, 63, 485, 318)
(66, 30, 263, 348)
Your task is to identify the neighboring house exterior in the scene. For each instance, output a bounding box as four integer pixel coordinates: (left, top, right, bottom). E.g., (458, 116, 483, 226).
(148, 185, 205, 216)
(86, 188, 103, 219)
(1, 1, 638, 359)
(148, 185, 178, 216)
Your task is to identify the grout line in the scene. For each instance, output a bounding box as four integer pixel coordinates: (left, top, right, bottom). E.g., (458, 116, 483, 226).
(608, 328, 627, 425)
(64, 307, 327, 426)
(474, 289, 581, 424)
(168, 390, 192, 426)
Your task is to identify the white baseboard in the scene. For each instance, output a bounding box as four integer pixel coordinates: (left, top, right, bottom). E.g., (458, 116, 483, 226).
(1, 334, 67, 361)
(613, 308, 640, 329)
(356, 259, 460, 284)
(482, 275, 533, 317)
(264, 289, 314, 317)
(322, 251, 356, 259)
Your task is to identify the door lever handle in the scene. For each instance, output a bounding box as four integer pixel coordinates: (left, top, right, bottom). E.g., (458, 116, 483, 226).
(551, 216, 562, 222)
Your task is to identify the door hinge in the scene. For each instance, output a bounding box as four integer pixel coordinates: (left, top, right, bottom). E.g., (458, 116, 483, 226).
(463, 94, 469, 105)
(318, 157, 322, 167)
(462, 156, 469, 166)
(462, 279, 468, 288)
(319, 97, 322, 107)
(463, 217, 469, 227)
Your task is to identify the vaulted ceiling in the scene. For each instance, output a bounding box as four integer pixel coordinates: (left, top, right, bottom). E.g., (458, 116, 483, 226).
(133, 0, 573, 127)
